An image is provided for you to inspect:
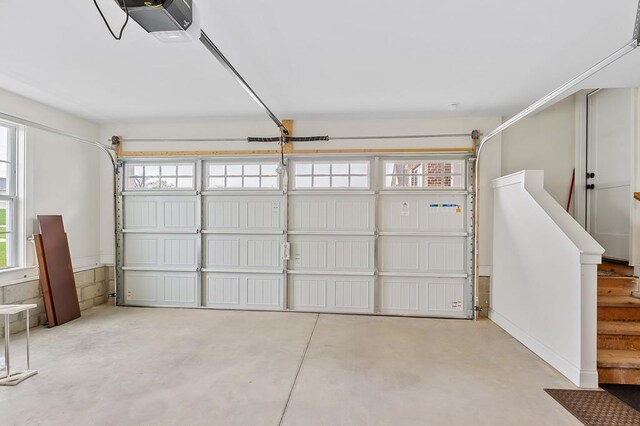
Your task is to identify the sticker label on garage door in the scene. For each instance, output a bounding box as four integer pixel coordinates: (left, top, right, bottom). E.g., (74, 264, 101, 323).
(401, 202, 410, 216)
(272, 201, 280, 213)
(429, 203, 462, 213)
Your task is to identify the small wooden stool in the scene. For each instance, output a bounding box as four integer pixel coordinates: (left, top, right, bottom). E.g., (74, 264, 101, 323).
(0, 304, 38, 386)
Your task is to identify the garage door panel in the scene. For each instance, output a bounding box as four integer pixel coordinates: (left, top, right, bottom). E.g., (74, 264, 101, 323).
(289, 235, 374, 272)
(378, 236, 466, 274)
(380, 277, 467, 317)
(205, 199, 240, 229)
(205, 273, 284, 309)
(204, 195, 283, 232)
(124, 195, 197, 231)
(204, 235, 283, 271)
(379, 194, 466, 233)
(288, 275, 374, 313)
(289, 195, 374, 232)
(124, 234, 198, 269)
(124, 271, 198, 307)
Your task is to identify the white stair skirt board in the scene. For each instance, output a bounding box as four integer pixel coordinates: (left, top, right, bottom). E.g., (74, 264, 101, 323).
(489, 308, 598, 389)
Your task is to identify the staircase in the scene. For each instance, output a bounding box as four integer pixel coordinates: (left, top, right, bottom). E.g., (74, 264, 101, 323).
(597, 262, 640, 384)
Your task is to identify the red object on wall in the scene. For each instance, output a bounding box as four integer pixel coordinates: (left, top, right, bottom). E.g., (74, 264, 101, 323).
(566, 169, 576, 212)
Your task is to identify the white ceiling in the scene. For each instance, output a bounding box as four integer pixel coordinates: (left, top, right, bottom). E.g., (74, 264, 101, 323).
(0, 0, 639, 124)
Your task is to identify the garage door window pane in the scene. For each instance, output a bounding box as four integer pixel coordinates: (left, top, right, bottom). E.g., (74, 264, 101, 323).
(125, 163, 195, 190)
(209, 177, 225, 188)
(146, 166, 160, 177)
(160, 177, 177, 188)
(209, 165, 225, 176)
(351, 163, 368, 175)
(227, 165, 243, 176)
(293, 161, 369, 189)
(314, 164, 331, 174)
(206, 162, 280, 190)
(314, 176, 330, 187)
(332, 175, 349, 188)
(262, 164, 278, 176)
(296, 176, 312, 188)
(351, 175, 368, 188)
(296, 164, 312, 174)
(261, 176, 278, 188)
(161, 165, 176, 175)
(384, 160, 465, 189)
(244, 177, 260, 188)
(227, 177, 242, 188)
(332, 163, 349, 174)
(244, 164, 260, 175)
(177, 177, 193, 188)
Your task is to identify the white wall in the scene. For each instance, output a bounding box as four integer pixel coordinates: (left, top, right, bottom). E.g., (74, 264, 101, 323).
(501, 96, 576, 213)
(491, 170, 603, 388)
(99, 116, 503, 275)
(0, 88, 106, 283)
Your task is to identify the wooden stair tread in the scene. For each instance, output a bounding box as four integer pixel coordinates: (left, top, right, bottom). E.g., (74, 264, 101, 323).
(598, 350, 640, 368)
(598, 321, 640, 335)
(598, 296, 640, 307)
(598, 276, 638, 283)
(599, 262, 635, 277)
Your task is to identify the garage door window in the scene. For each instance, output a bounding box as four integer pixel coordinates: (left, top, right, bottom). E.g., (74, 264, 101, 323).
(125, 163, 195, 190)
(293, 161, 369, 189)
(384, 160, 465, 189)
(206, 163, 279, 190)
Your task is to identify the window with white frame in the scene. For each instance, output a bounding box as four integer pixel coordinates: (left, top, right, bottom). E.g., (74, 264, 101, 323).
(0, 123, 17, 269)
(124, 163, 195, 190)
(384, 160, 465, 189)
(206, 162, 279, 190)
(293, 161, 369, 189)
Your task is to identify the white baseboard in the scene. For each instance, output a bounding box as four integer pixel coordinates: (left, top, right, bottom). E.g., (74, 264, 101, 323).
(489, 308, 598, 388)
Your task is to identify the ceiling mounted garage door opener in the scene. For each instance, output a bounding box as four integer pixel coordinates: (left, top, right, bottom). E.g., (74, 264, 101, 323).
(95, 1, 330, 147)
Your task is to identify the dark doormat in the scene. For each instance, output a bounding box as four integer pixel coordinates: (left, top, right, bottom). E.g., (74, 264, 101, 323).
(545, 388, 640, 425)
(601, 384, 640, 413)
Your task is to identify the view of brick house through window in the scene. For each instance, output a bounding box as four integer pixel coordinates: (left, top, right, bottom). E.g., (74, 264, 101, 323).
(387, 161, 462, 189)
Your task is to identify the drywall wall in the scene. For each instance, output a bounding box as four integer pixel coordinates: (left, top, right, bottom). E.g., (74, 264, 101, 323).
(99, 116, 503, 276)
(491, 170, 603, 388)
(0, 87, 105, 284)
(501, 96, 576, 214)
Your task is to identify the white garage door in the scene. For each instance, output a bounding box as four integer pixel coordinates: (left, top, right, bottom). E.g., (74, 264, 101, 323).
(120, 162, 200, 307)
(287, 159, 376, 313)
(117, 155, 473, 318)
(202, 160, 285, 310)
(377, 158, 472, 318)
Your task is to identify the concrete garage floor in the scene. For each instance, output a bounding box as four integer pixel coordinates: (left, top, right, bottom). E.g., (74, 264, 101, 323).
(0, 305, 580, 426)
